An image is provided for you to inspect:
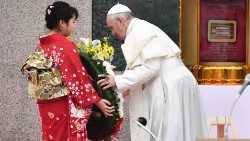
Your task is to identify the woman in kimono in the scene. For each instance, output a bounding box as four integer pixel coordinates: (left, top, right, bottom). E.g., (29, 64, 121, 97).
(21, 1, 114, 141)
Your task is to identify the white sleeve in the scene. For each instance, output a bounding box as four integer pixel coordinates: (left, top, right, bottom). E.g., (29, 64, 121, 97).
(114, 58, 160, 92)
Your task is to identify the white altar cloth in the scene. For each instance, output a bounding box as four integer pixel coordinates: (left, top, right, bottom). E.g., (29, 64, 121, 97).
(199, 85, 250, 138)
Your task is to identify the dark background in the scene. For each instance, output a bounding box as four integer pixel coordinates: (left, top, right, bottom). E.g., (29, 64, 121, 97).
(92, 0, 179, 70)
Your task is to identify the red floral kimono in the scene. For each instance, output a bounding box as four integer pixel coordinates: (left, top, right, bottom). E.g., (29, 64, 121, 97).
(37, 33, 101, 141)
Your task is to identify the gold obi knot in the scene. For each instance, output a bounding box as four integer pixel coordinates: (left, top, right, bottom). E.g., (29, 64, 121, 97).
(21, 48, 68, 100)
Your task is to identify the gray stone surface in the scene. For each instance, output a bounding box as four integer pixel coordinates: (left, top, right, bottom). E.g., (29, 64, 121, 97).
(0, 0, 130, 140)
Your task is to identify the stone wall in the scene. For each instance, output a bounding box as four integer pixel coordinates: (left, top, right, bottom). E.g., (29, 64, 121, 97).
(0, 0, 120, 140)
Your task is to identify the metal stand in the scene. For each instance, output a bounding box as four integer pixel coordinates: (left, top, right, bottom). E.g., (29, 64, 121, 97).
(225, 74, 250, 138)
(224, 94, 241, 139)
(135, 118, 159, 141)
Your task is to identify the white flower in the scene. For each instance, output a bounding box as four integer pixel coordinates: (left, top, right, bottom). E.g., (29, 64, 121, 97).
(92, 39, 101, 47)
(116, 92, 124, 118)
(80, 38, 90, 44)
(103, 61, 116, 75)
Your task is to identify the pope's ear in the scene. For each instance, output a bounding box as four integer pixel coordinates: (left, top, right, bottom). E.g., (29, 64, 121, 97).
(116, 17, 123, 23)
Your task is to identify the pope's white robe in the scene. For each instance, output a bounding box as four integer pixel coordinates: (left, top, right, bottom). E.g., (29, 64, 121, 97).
(114, 18, 208, 141)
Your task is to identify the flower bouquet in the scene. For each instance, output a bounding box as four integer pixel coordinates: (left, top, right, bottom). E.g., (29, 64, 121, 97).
(75, 37, 123, 140)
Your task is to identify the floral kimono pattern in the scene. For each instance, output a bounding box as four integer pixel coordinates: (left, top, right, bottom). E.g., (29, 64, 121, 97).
(22, 33, 101, 141)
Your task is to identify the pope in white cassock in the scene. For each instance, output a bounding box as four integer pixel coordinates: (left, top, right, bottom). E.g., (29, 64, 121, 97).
(98, 3, 208, 141)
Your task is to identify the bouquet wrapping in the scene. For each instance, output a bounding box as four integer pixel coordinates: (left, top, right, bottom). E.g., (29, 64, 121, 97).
(76, 37, 123, 140)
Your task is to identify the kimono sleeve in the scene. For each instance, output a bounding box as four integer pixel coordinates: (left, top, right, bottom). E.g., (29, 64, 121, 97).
(57, 43, 101, 108)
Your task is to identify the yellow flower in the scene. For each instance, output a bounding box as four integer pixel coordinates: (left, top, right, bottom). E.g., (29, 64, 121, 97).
(76, 37, 114, 62)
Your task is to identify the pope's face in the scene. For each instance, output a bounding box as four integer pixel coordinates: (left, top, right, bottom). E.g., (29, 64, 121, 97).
(106, 16, 126, 41)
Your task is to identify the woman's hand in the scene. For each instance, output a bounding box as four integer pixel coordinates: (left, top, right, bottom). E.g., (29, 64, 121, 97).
(95, 99, 115, 117)
(97, 75, 116, 90)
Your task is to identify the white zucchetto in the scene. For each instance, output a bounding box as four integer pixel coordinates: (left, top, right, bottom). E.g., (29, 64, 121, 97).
(107, 3, 131, 15)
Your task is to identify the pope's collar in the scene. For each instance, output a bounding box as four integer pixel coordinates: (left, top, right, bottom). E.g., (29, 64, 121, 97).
(126, 18, 138, 36)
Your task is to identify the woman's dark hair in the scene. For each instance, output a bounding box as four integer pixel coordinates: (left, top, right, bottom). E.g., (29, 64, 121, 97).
(45, 1, 78, 30)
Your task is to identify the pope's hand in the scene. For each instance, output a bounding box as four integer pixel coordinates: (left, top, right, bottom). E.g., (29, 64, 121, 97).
(97, 75, 116, 90)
